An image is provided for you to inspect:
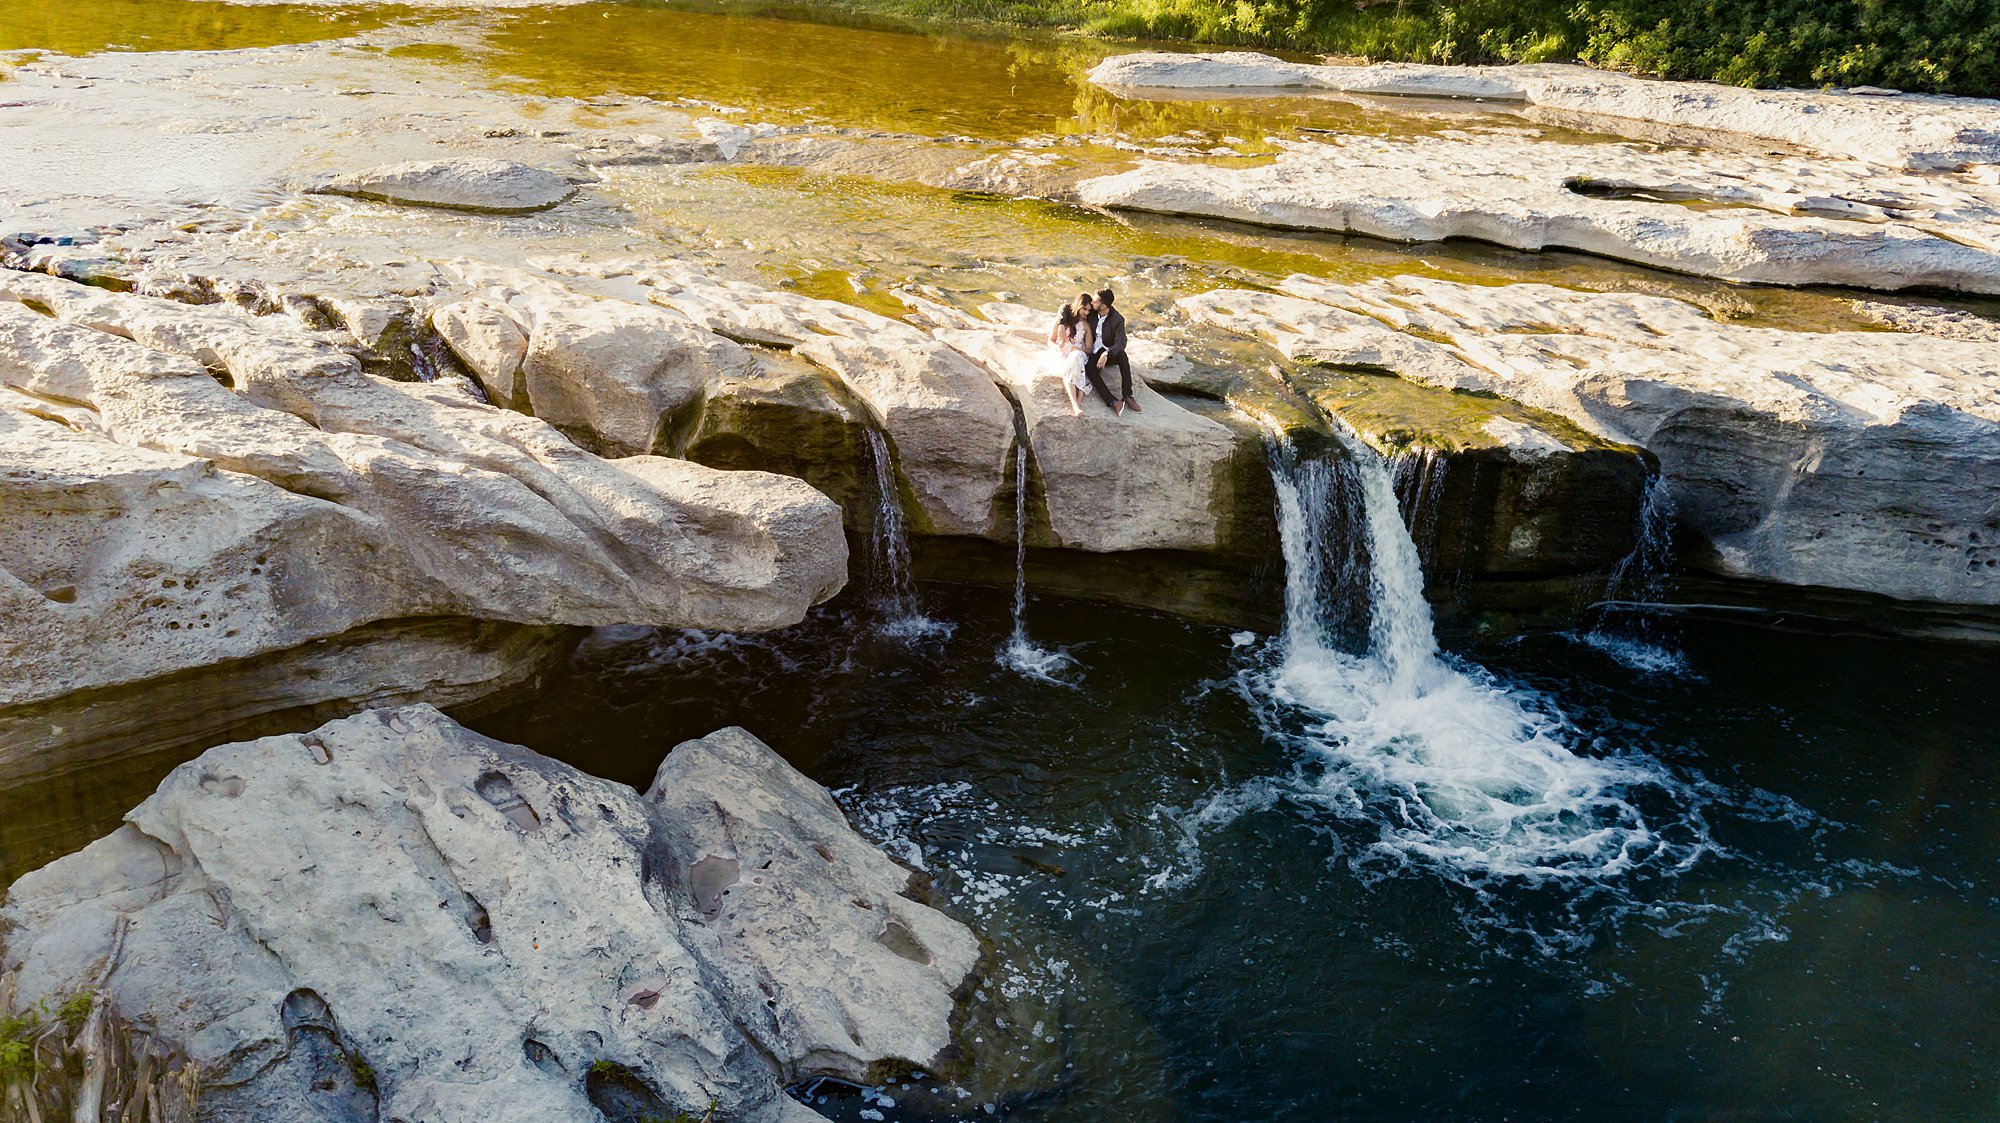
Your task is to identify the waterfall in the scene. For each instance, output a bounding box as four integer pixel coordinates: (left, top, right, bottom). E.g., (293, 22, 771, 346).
(1255, 426, 1669, 879)
(863, 427, 948, 641)
(1583, 473, 1686, 673)
(999, 439, 1073, 680)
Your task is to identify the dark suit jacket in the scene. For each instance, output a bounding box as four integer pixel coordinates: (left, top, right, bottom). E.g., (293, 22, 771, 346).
(1095, 308, 1128, 353)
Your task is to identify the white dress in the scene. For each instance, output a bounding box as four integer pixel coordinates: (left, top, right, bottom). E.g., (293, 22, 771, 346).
(1045, 322, 1091, 392)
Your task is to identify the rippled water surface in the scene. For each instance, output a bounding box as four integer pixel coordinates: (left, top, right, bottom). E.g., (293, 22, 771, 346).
(477, 586, 2000, 1121)
(0, 0, 407, 55)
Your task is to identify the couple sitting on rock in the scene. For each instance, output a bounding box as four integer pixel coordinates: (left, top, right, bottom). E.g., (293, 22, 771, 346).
(1045, 287, 1140, 417)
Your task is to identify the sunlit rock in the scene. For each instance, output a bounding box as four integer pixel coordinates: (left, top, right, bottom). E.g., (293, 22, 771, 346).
(933, 308, 1246, 554)
(518, 295, 758, 458)
(1, 707, 977, 1123)
(0, 270, 847, 779)
(1079, 134, 2000, 293)
(676, 352, 877, 524)
(641, 264, 1018, 538)
(433, 298, 530, 408)
(313, 157, 577, 213)
(1090, 51, 2000, 170)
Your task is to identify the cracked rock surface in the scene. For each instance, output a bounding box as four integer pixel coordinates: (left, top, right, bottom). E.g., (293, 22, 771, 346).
(1, 705, 978, 1123)
(0, 269, 847, 777)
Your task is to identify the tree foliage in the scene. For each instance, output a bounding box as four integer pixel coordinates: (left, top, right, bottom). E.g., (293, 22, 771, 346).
(879, 0, 2000, 96)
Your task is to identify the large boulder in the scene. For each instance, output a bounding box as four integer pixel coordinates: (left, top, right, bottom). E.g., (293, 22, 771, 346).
(1194, 274, 2000, 608)
(0, 270, 847, 778)
(0, 707, 979, 1123)
(676, 352, 876, 523)
(313, 158, 577, 213)
(518, 296, 759, 458)
(452, 261, 1017, 539)
(433, 298, 531, 409)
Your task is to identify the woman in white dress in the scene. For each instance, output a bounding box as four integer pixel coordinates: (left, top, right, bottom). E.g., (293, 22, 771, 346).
(1044, 293, 1096, 417)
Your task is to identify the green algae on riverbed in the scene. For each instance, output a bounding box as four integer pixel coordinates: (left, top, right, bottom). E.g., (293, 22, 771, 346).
(0, 0, 409, 56)
(472, 1, 1540, 148)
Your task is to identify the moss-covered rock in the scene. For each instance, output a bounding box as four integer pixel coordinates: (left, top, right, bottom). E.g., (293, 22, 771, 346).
(1287, 365, 1650, 581)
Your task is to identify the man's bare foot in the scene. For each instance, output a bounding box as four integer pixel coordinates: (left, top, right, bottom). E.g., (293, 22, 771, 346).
(1125, 396, 1142, 414)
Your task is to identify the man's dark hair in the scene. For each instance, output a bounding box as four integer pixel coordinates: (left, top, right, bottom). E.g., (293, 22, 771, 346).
(1095, 288, 1115, 306)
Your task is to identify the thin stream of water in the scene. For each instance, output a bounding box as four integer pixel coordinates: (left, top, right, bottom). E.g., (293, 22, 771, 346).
(1583, 472, 1688, 674)
(864, 427, 949, 641)
(1000, 439, 1073, 681)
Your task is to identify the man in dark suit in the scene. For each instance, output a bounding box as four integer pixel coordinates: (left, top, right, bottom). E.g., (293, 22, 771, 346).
(1088, 287, 1140, 415)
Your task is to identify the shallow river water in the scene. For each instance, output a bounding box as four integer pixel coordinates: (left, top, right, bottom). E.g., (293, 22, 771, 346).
(6, 3, 2000, 1120)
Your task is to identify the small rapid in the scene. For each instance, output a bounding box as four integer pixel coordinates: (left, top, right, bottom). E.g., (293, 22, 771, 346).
(1248, 429, 1706, 882)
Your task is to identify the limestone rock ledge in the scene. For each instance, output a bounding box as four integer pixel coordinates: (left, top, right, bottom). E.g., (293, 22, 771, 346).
(0, 269, 848, 777)
(1087, 52, 2000, 171)
(1079, 133, 2000, 293)
(1, 706, 979, 1123)
(1184, 275, 2000, 608)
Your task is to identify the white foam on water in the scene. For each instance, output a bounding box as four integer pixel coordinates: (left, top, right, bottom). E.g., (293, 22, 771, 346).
(1251, 431, 1707, 883)
(1000, 633, 1077, 683)
(1141, 779, 1286, 893)
(1574, 630, 1692, 676)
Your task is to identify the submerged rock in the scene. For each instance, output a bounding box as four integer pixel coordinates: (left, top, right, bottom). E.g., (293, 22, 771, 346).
(0, 706, 979, 1123)
(1188, 274, 2000, 608)
(0, 270, 847, 779)
(313, 157, 577, 213)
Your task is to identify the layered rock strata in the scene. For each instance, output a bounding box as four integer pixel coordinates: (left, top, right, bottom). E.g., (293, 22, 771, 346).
(1182, 275, 2000, 607)
(442, 261, 1017, 539)
(1, 706, 979, 1123)
(0, 269, 847, 778)
(1080, 133, 2000, 292)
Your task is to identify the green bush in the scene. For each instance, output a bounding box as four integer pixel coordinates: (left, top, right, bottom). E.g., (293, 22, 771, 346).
(845, 0, 2000, 96)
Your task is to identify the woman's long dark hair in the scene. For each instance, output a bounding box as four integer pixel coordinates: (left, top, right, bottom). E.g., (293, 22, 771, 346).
(1056, 302, 1079, 329)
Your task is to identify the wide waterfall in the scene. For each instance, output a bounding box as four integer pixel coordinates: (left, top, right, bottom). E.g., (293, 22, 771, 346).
(1253, 430, 1691, 880)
